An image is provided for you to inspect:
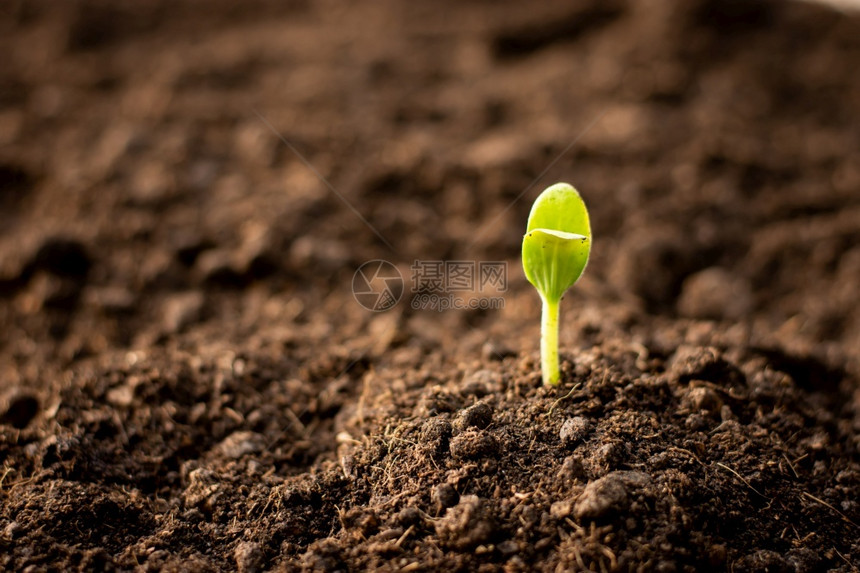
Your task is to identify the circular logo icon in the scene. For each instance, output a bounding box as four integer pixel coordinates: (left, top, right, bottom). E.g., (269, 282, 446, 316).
(352, 260, 404, 312)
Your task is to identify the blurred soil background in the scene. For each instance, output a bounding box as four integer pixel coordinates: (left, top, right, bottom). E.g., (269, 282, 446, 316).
(1, 0, 859, 571)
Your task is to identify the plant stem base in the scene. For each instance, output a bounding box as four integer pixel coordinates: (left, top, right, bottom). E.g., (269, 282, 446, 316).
(541, 297, 560, 385)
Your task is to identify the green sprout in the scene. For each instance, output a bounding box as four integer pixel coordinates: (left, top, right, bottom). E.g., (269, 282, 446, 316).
(522, 183, 591, 386)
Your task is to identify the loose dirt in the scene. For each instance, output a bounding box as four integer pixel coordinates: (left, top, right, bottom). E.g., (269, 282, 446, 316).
(1, 0, 859, 571)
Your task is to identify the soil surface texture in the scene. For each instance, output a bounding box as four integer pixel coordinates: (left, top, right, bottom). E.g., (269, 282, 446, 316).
(1, 0, 859, 571)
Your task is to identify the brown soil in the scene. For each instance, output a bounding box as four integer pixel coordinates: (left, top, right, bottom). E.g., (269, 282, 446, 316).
(1, 0, 859, 571)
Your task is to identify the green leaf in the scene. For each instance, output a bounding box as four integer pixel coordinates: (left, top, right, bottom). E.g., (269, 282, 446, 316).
(522, 183, 591, 303)
(521, 182, 592, 385)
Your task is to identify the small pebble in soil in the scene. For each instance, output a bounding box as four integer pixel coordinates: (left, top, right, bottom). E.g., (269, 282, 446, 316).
(669, 345, 738, 385)
(559, 416, 592, 447)
(395, 506, 422, 527)
(557, 455, 586, 480)
(449, 429, 499, 460)
(233, 541, 264, 573)
(454, 402, 493, 430)
(433, 483, 459, 510)
(583, 440, 628, 476)
(574, 471, 652, 520)
(683, 385, 723, 415)
(419, 417, 452, 457)
(434, 495, 495, 550)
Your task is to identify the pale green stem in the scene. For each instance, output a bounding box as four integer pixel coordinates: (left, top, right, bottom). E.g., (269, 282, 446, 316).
(541, 295, 561, 385)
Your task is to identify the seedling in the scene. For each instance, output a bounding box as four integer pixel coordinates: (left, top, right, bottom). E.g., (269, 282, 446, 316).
(522, 183, 591, 385)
